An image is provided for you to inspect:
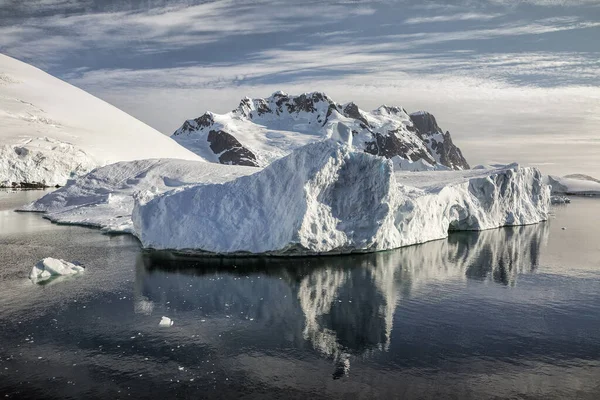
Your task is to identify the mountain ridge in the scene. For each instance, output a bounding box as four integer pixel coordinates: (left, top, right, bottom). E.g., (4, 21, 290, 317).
(172, 91, 469, 171)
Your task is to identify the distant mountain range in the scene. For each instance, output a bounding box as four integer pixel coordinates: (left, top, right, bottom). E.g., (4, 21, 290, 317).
(172, 91, 469, 171)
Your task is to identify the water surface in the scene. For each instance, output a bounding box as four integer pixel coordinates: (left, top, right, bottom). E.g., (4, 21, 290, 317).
(1, 190, 599, 399)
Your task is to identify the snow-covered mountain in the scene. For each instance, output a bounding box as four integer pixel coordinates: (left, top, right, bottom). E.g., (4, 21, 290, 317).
(172, 91, 469, 171)
(0, 54, 201, 187)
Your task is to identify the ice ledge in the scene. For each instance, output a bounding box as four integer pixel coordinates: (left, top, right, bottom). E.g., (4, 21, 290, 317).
(132, 140, 550, 255)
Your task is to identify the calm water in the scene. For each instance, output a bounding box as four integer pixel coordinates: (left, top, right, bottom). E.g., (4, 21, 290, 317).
(0, 190, 599, 399)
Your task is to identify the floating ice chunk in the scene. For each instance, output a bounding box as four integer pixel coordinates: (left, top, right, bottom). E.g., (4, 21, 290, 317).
(550, 195, 571, 204)
(159, 316, 174, 327)
(29, 258, 84, 283)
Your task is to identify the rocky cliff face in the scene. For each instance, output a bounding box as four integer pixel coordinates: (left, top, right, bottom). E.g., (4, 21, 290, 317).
(409, 112, 470, 170)
(172, 92, 469, 171)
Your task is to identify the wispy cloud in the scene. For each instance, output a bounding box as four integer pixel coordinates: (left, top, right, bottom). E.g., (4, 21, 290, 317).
(404, 12, 503, 25)
(1, 0, 600, 176)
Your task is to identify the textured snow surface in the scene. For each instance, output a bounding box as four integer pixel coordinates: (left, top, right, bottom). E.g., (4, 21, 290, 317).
(133, 140, 550, 255)
(0, 54, 201, 185)
(21, 158, 255, 232)
(0, 137, 96, 186)
(548, 174, 600, 195)
(29, 257, 84, 283)
(172, 92, 468, 171)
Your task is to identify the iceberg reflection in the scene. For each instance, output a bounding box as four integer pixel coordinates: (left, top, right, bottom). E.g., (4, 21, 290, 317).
(135, 223, 548, 376)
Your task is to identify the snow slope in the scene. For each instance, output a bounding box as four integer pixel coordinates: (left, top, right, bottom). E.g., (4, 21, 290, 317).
(548, 174, 600, 195)
(0, 54, 201, 186)
(132, 140, 549, 255)
(21, 158, 255, 232)
(172, 92, 469, 171)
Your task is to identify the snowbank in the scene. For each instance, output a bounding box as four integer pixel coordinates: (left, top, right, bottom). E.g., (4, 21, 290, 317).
(29, 258, 84, 283)
(132, 140, 550, 255)
(20, 158, 255, 232)
(548, 175, 600, 195)
(0, 53, 201, 186)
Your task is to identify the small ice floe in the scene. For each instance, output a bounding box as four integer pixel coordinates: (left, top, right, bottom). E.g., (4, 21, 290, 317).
(29, 258, 84, 284)
(159, 316, 174, 327)
(550, 195, 571, 205)
(562, 227, 567, 230)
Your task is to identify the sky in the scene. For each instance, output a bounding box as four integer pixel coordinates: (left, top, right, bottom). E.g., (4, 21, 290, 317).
(0, 0, 599, 176)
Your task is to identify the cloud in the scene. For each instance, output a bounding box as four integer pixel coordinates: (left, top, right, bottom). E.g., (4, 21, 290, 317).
(381, 17, 600, 49)
(1, 0, 600, 177)
(403, 12, 503, 24)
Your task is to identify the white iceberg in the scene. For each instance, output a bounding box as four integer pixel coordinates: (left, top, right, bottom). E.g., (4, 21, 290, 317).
(132, 140, 550, 255)
(547, 174, 600, 196)
(22, 140, 550, 255)
(29, 258, 84, 283)
(550, 195, 571, 204)
(159, 316, 174, 327)
(20, 158, 255, 232)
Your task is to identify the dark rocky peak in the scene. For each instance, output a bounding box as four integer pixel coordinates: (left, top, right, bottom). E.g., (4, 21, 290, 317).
(342, 102, 369, 127)
(235, 91, 337, 120)
(207, 130, 259, 167)
(195, 112, 215, 128)
(410, 111, 469, 170)
(409, 111, 441, 136)
(278, 91, 334, 114)
(173, 112, 214, 136)
(235, 97, 263, 119)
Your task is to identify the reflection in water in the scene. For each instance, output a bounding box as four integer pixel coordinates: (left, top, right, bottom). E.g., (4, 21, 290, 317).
(136, 223, 549, 377)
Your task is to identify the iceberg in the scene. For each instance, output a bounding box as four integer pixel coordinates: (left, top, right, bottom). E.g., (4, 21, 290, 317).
(132, 140, 550, 255)
(29, 258, 84, 283)
(20, 158, 255, 232)
(550, 195, 571, 204)
(547, 174, 600, 196)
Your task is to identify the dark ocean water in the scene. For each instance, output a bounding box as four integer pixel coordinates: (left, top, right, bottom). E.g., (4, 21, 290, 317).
(0, 190, 599, 399)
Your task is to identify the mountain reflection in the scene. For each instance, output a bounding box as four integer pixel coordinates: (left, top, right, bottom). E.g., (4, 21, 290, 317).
(134, 223, 548, 376)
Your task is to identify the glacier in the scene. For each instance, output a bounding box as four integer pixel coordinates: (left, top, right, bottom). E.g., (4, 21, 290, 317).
(132, 140, 550, 255)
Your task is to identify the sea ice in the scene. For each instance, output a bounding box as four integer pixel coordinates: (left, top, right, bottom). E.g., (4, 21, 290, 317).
(29, 258, 84, 283)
